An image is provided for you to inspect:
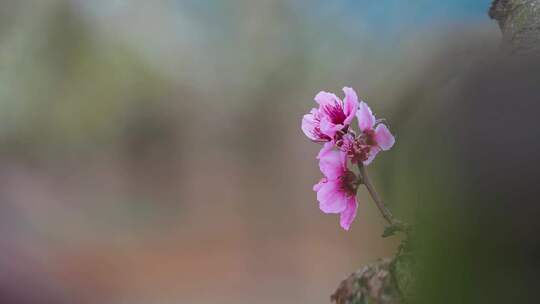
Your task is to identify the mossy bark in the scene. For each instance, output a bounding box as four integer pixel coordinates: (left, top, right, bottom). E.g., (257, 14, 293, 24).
(331, 235, 414, 304)
(331, 259, 401, 304)
(490, 0, 540, 54)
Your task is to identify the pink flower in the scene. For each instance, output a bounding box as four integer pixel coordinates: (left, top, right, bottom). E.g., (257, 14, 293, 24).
(302, 86, 396, 231)
(344, 102, 395, 165)
(301, 87, 359, 142)
(313, 148, 358, 230)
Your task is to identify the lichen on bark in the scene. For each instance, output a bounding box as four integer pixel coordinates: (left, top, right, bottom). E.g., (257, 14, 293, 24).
(490, 0, 540, 54)
(331, 232, 415, 304)
(331, 258, 401, 304)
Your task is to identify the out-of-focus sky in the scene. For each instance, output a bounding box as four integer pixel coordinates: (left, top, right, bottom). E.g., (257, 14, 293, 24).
(68, 0, 498, 107)
(295, 0, 492, 37)
(89, 0, 492, 26)
(85, 0, 493, 36)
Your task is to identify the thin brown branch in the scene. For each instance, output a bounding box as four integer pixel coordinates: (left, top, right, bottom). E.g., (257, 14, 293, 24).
(357, 163, 396, 226)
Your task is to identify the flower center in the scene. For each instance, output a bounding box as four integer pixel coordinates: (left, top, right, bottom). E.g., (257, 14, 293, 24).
(339, 170, 358, 196)
(323, 103, 346, 124)
(362, 129, 376, 146)
(342, 130, 377, 163)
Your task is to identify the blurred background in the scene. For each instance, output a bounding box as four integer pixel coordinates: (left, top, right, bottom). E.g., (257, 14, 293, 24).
(5, 0, 535, 303)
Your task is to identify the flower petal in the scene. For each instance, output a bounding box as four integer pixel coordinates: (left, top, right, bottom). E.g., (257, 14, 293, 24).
(340, 196, 358, 230)
(317, 180, 348, 213)
(357, 102, 376, 131)
(342, 87, 359, 125)
(318, 149, 344, 179)
(374, 124, 395, 151)
(314, 91, 340, 107)
(313, 177, 327, 191)
(319, 117, 343, 138)
(339, 147, 348, 168)
(363, 146, 381, 166)
(317, 141, 334, 159)
(301, 111, 318, 141)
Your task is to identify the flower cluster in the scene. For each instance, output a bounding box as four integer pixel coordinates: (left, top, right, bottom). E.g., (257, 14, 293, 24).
(301, 87, 395, 230)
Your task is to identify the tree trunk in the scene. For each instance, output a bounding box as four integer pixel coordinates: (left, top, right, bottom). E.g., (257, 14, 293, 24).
(489, 0, 540, 55)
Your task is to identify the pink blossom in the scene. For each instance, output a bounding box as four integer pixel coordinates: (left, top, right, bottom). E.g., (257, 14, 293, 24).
(302, 86, 396, 231)
(313, 149, 358, 230)
(343, 102, 395, 165)
(301, 87, 359, 142)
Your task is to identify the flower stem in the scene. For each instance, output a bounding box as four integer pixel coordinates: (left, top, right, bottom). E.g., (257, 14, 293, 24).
(357, 163, 396, 226)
